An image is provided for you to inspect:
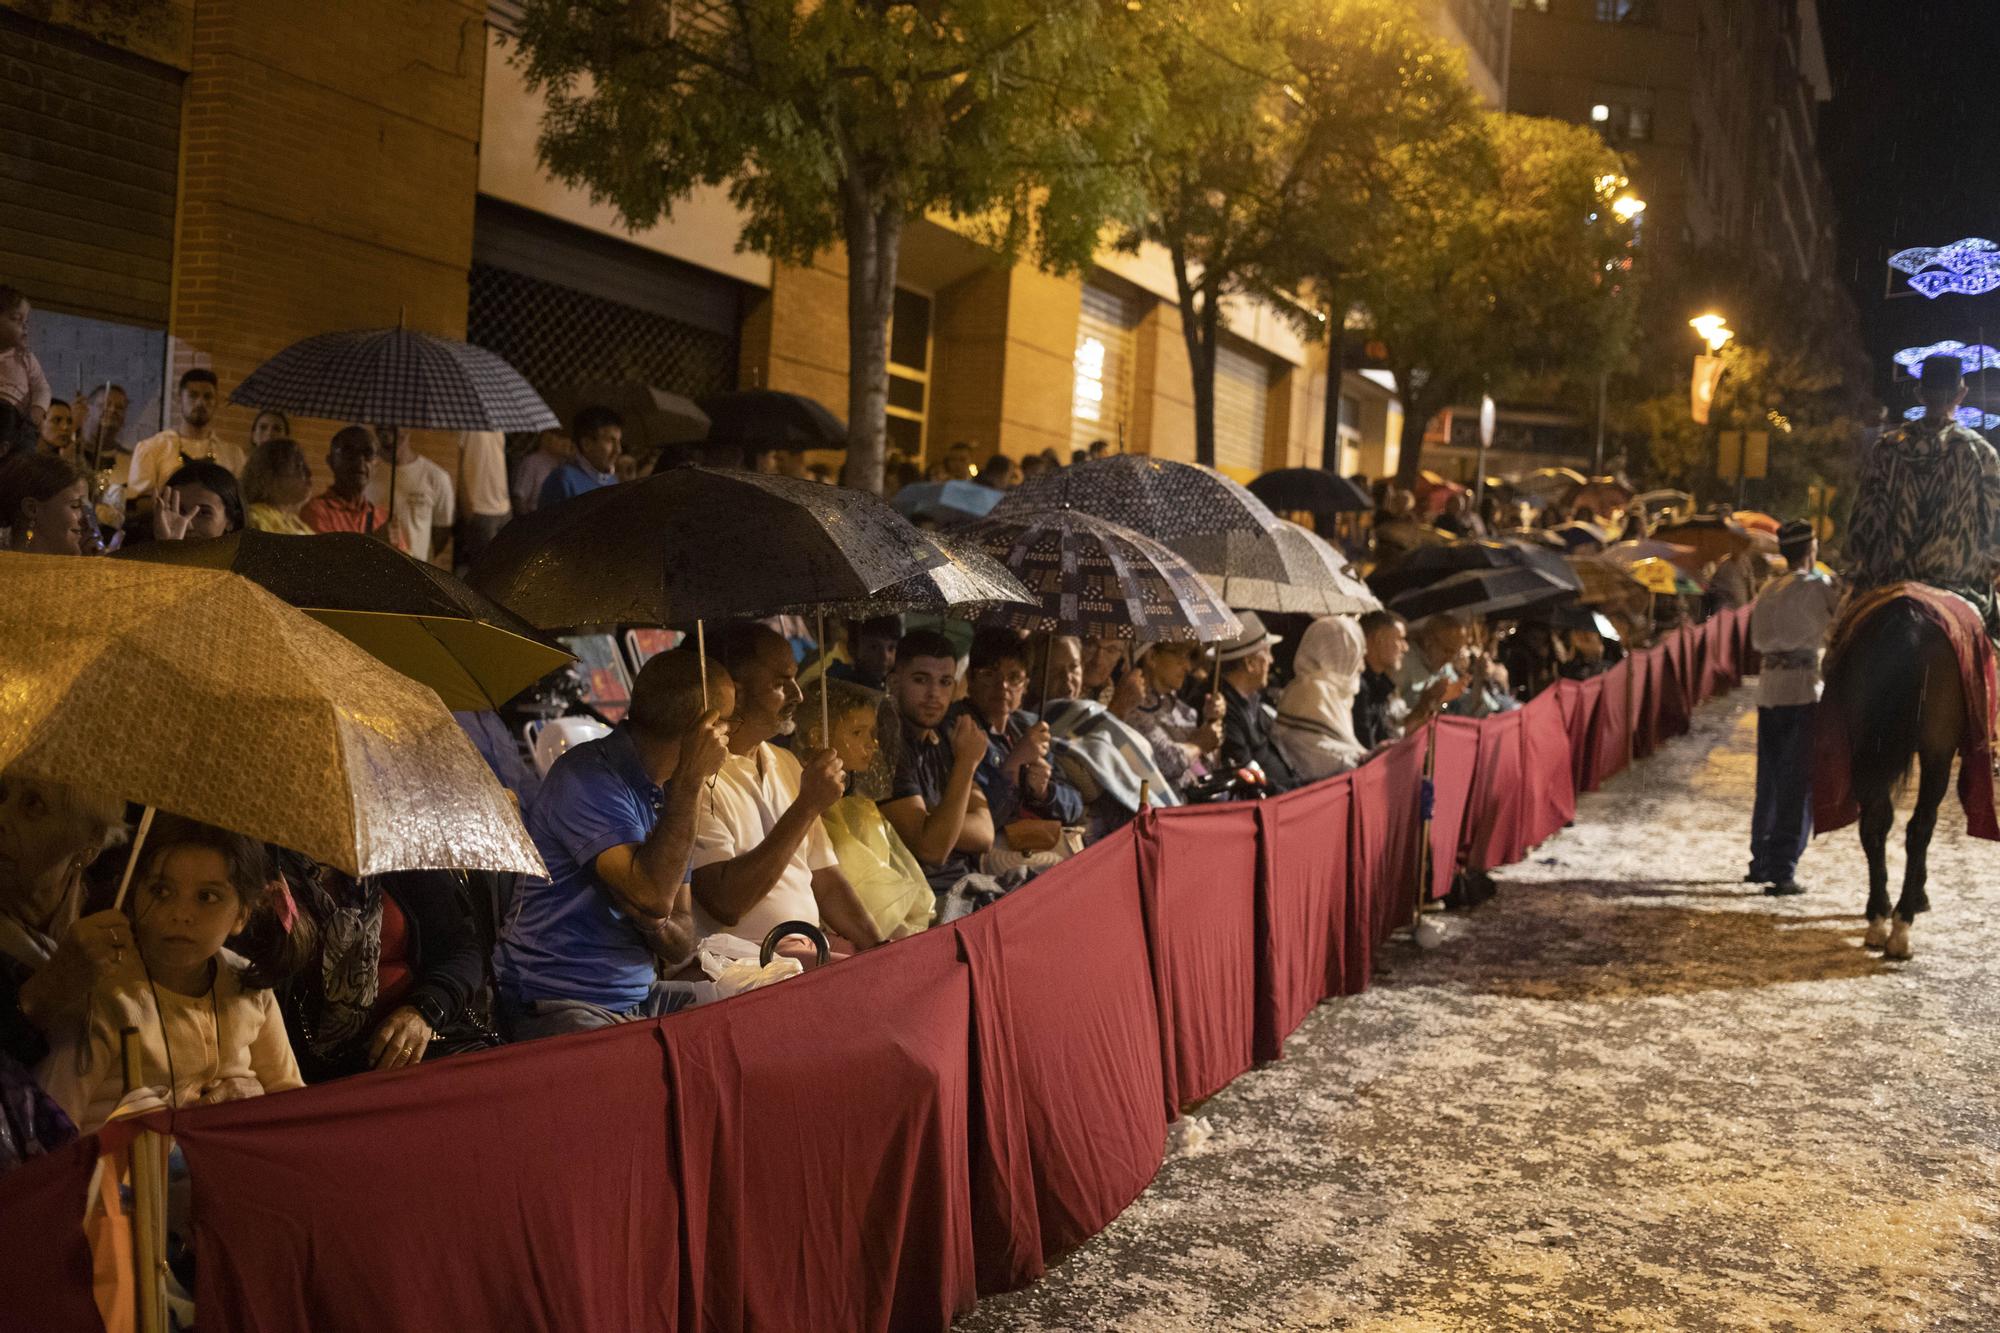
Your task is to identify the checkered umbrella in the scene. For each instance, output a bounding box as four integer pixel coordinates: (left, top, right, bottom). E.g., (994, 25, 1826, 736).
(965, 508, 1241, 644)
(230, 325, 560, 432)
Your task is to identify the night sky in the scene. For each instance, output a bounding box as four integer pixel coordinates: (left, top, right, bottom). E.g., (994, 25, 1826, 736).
(1818, 1, 2000, 414)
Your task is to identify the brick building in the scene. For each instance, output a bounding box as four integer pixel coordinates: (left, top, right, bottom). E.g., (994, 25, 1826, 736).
(4, 0, 1513, 486)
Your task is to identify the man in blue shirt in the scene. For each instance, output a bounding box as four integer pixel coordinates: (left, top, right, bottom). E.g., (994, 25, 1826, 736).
(537, 403, 624, 509)
(495, 647, 731, 1040)
(953, 628, 1084, 828)
(881, 629, 994, 893)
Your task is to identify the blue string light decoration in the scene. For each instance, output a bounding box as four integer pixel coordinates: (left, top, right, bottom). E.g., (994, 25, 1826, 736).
(1893, 340, 2000, 375)
(1888, 238, 2000, 299)
(1902, 405, 2000, 431)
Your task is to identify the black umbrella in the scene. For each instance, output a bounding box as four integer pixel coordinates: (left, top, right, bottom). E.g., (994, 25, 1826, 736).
(964, 509, 1240, 645)
(698, 389, 847, 452)
(1368, 540, 1582, 602)
(1248, 468, 1373, 514)
(1387, 566, 1575, 623)
(467, 467, 947, 630)
(995, 454, 1280, 543)
(118, 531, 571, 711)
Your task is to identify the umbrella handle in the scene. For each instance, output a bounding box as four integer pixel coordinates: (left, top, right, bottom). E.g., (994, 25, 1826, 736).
(817, 608, 829, 748)
(697, 620, 708, 712)
(111, 805, 157, 912)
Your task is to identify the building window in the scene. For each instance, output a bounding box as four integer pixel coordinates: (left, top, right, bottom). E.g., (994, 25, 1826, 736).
(1595, 0, 1655, 21)
(886, 287, 931, 460)
(1072, 284, 1139, 454)
(1589, 87, 1655, 143)
(1510, 0, 1549, 10)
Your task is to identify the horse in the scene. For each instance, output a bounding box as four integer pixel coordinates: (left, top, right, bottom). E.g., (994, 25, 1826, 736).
(1821, 596, 1966, 960)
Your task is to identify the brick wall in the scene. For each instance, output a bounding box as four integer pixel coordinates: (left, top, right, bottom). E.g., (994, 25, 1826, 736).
(168, 0, 486, 480)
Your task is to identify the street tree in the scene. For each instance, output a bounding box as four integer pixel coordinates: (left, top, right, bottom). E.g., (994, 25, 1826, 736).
(1125, 0, 1480, 469)
(1349, 112, 1639, 490)
(511, 0, 1156, 491)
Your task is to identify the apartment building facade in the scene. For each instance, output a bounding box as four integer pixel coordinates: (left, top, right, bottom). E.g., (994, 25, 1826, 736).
(4, 0, 1512, 483)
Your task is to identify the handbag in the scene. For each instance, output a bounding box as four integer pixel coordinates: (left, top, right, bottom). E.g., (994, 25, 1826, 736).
(1002, 817, 1063, 853)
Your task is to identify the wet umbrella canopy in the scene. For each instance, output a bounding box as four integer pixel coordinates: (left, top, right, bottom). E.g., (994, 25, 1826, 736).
(1387, 566, 1576, 623)
(230, 325, 560, 433)
(1183, 520, 1380, 617)
(966, 508, 1241, 644)
(1247, 468, 1374, 514)
(1368, 540, 1582, 602)
(468, 466, 950, 629)
(995, 455, 1281, 543)
(0, 554, 543, 878)
(119, 531, 572, 711)
(698, 389, 847, 451)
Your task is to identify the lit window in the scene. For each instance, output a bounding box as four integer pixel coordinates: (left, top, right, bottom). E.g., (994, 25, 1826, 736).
(1073, 336, 1108, 424)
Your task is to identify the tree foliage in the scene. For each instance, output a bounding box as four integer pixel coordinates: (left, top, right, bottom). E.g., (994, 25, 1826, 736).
(1123, 0, 1481, 468)
(511, 0, 1158, 491)
(1346, 112, 1641, 487)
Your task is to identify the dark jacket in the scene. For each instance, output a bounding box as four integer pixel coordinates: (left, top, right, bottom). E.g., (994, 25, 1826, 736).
(1220, 681, 1301, 791)
(948, 701, 1086, 828)
(1354, 670, 1401, 751)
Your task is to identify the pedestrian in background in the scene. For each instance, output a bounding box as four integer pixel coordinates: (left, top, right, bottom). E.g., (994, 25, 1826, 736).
(1746, 520, 1839, 896)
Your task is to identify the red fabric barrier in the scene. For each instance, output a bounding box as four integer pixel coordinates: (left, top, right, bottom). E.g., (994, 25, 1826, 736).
(1460, 708, 1525, 872)
(662, 926, 976, 1333)
(1585, 659, 1635, 789)
(955, 829, 1167, 1285)
(1630, 647, 1665, 759)
(1348, 734, 1428, 959)
(1254, 778, 1354, 1059)
(1560, 676, 1604, 791)
(1135, 804, 1261, 1108)
(0, 1137, 99, 1333)
(1427, 720, 1482, 902)
(179, 1018, 683, 1333)
(1519, 689, 1579, 852)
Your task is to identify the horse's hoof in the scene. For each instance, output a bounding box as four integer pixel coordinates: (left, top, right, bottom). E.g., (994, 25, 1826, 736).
(1864, 917, 1892, 950)
(1885, 919, 1915, 961)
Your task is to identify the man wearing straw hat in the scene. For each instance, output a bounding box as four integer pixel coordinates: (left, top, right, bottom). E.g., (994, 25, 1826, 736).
(1216, 612, 1302, 792)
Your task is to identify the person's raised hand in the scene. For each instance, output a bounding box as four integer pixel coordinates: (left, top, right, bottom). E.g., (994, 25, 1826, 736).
(1025, 755, 1053, 799)
(67, 909, 138, 984)
(368, 1006, 435, 1072)
(950, 712, 989, 768)
(799, 747, 847, 812)
(152, 486, 191, 541)
(1110, 667, 1146, 718)
(1202, 693, 1227, 725)
(1002, 721, 1049, 776)
(107, 1085, 170, 1122)
(684, 708, 731, 781)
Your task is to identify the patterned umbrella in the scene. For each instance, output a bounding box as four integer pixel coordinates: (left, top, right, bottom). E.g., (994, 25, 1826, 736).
(0, 553, 543, 878)
(994, 455, 1281, 543)
(468, 467, 950, 629)
(230, 325, 560, 432)
(119, 531, 572, 711)
(765, 531, 1034, 620)
(1181, 520, 1379, 616)
(965, 509, 1241, 644)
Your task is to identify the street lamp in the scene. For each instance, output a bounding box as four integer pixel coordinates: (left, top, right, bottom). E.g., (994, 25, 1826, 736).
(1690, 313, 1734, 352)
(1611, 194, 1647, 223)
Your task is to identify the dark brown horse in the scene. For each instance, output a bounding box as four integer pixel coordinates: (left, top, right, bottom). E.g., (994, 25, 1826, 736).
(1822, 596, 1965, 959)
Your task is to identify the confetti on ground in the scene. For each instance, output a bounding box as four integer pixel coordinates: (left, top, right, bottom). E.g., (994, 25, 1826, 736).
(960, 697, 2000, 1332)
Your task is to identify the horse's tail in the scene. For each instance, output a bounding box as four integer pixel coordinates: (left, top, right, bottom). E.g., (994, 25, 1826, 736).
(1827, 599, 1940, 800)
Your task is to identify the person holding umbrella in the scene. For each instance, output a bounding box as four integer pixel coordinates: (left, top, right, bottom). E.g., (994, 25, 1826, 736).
(691, 624, 886, 955)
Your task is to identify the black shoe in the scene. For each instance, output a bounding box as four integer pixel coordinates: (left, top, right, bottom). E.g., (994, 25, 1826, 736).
(1763, 881, 1807, 897)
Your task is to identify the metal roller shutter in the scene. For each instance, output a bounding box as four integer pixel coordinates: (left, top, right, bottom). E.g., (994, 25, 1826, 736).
(0, 9, 181, 328)
(1071, 284, 1137, 453)
(1213, 342, 1272, 479)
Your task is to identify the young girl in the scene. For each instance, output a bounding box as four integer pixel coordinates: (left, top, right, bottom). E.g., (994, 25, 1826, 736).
(801, 680, 933, 939)
(39, 816, 309, 1134)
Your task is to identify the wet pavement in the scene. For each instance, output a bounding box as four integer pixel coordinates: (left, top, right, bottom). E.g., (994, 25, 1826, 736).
(960, 695, 2000, 1332)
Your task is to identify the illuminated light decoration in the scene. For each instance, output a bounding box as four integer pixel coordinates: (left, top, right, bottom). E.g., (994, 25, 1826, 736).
(1892, 340, 2000, 375)
(1590, 104, 1610, 123)
(1888, 237, 2000, 299)
(1690, 313, 1733, 352)
(1072, 335, 1108, 424)
(1902, 405, 2000, 431)
(1611, 195, 1646, 223)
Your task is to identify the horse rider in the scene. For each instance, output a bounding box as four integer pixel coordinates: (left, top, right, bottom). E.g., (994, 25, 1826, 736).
(1845, 353, 2000, 641)
(1746, 521, 1840, 897)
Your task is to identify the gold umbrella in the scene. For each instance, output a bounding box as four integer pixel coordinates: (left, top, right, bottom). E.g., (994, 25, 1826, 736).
(0, 553, 544, 880)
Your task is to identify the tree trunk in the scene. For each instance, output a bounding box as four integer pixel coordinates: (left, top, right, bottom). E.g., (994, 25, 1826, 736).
(1392, 370, 1431, 491)
(1319, 309, 1345, 473)
(1171, 245, 1220, 468)
(839, 191, 902, 494)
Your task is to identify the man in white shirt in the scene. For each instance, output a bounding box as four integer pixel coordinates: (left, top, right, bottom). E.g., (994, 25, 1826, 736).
(127, 368, 244, 499)
(454, 429, 511, 571)
(691, 623, 886, 953)
(1747, 520, 1842, 896)
(366, 425, 456, 564)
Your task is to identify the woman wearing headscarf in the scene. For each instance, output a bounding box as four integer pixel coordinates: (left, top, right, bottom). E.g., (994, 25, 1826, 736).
(1271, 616, 1371, 782)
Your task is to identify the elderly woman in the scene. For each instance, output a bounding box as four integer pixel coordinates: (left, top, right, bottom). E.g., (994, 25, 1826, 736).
(0, 453, 93, 555)
(239, 437, 316, 535)
(1272, 616, 1372, 782)
(0, 775, 128, 1067)
(1117, 642, 1224, 789)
